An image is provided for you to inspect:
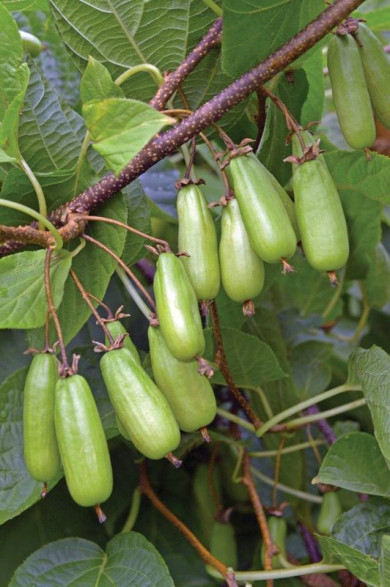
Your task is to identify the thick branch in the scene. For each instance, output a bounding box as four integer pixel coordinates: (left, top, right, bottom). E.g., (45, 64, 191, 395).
(149, 17, 222, 110)
(1, 0, 365, 254)
(50, 0, 364, 222)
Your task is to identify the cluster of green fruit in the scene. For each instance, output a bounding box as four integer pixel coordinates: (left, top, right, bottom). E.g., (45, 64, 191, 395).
(176, 136, 349, 316)
(23, 308, 218, 516)
(327, 21, 390, 149)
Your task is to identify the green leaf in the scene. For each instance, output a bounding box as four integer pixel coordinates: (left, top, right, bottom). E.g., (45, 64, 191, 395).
(0, 167, 77, 226)
(0, 249, 72, 330)
(291, 340, 333, 399)
(10, 532, 175, 586)
(324, 151, 389, 280)
(0, 368, 61, 526)
(380, 535, 390, 587)
(222, 0, 324, 78)
(121, 180, 152, 267)
(364, 243, 390, 309)
(0, 5, 27, 116)
(313, 432, 390, 497)
(348, 346, 390, 467)
(204, 327, 286, 389)
(17, 60, 102, 186)
(300, 47, 325, 127)
(319, 498, 390, 586)
(355, 7, 390, 30)
(2, 0, 49, 9)
(49, 0, 191, 99)
(80, 56, 124, 103)
(82, 98, 174, 175)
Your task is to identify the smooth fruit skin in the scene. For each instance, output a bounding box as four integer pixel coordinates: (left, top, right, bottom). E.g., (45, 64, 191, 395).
(357, 23, 390, 129)
(154, 251, 205, 362)
(177, 184, 220, 300)
(327, 33, 376, 149)
(19, 30, 42, 57)
(55, 374, 113, 507)
(292, 133, 349, 272)
(229, 154, 297, 264)
(100, 347, 181, 459)
(220, 198, 265, 303)
(317, 491, 343, 535)
(210, 521, 238, 569)
(261, 516, 287, 569)
(23, 353, 61, 483)
(105, 320, 141, 364)
(148, 326, 216, 432)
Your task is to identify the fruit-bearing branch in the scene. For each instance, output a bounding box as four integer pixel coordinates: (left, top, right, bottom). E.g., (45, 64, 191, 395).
(0, 0, 365, 254)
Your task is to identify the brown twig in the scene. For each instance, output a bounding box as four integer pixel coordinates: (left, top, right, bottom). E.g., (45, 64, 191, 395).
(210, 300, 262, 429)
(1, 0, 365, 256)
(44, 248, 69, 373)
(149, 18, 223, 110)
(69, 268, 114, 345)
(81, 233, 156, 312)
(253, 89, 268, 152)
(139, 460, 238, 586)
(242, 449, 274, 587)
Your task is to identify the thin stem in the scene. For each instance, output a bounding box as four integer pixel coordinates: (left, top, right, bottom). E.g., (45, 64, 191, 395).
(250, 387, 274, 421)
(285, 398, 367, 430)
(216, 408, 255, 433)
(256, 384, 362, 437)
(2, 1, 366, 258)
(69, 268, 114, 345)
(120, 488, 142, 533)
(19, 158, 47, 228)
(0, 199, 63, 250)
(116, 266, 152, 320)
(272, 437, 286, 509)
(250, 467, 323, 504)
(44, 311, 50, 350)
(349, 282, 370, 343)
(210, 300, 263, 429)
(202, 0, 223, 17)
(242, 451, 273, 587)
(73, 131, 91, 196)
(322, 267, 345, 319)
(139, 460, 237, 586)
(44, 248, 69, 371)
(205, 562, 345, 582)
(76, 215, 170, 249)
(183, 137, 198, 181)
(81, 233, 156, 311)
(260, 86, 301, 133)
(249, 439, 326, 458)
(199, 131, 233, 200)
(115, 64, 164, 88)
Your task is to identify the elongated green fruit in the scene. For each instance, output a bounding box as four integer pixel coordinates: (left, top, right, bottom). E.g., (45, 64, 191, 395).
(177, 184, 220, 300)
(261, 516, 287, 569)
(148, 326, 216, 432)
(19, 30, 42, 57)
(105, 320, 141, 364)
(154, 251, 205, 362)
(23, 353, 61, 484)
(327, 33, 376, 149)
(229, 154, 297, 264)
(55, 374, 113, 507)
(100, 347, 181, 459)
(292, 133, 349, 272)
(259, 160, 300, 241)
(220, 198, 265, 303)
(210, 521, 238, 569)
(317, 491, 343, 535)
(357, 23, 390, 129)
(193, 463, 222, 547)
